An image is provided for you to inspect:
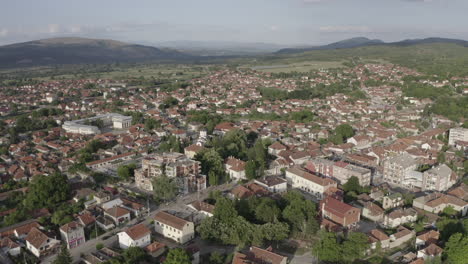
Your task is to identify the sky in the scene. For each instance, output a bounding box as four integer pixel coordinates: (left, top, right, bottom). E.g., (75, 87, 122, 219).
(1, 0, 467, 46)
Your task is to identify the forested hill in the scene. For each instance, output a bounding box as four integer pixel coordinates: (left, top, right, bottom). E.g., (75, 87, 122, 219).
(0, 37, 193, 68)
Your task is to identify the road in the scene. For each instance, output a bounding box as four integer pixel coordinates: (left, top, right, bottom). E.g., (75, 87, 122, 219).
(42, 182, 235, 264)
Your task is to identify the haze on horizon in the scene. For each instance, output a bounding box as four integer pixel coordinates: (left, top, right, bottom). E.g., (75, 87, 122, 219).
(1, 0, 467, 47)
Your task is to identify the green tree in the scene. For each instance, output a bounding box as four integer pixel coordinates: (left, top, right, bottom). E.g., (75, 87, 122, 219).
(165, 248, 191, 264)
(444, 233, 468, 264)
(53, 245, 72, 264)
(24, 173, 70, 210)
(255, 198, 281, 223)
(341, 232, 370, 263)
(152, 175, 178, 202)
(209, 251, 225, 264)
(117, 163, 136, 181)
(313, 230, 341, 263)
(342, 176, 362, 193)
(121, 247, 147, 264)
(196, 148, 225, 185)
(245, 160, 258, 180)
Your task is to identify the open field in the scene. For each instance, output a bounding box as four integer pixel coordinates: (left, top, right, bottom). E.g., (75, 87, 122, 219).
(250, 60, 345, 72)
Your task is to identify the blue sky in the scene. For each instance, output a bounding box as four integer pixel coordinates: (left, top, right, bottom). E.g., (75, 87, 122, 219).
(1, 0, 467, 46)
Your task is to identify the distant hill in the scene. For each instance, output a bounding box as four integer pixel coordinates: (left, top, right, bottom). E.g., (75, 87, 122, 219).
(276, 37, 384, 54)
(276, 37, 468, 54)
(0, 37, 193, 68)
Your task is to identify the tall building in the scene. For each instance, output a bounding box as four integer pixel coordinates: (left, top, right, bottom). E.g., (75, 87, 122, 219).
(306, 158, 372, 186)
(448, 128, 468, 145)
(383, 153, 418, 188)
(135, 152, 206, 193)
(422, 164, 457, 192)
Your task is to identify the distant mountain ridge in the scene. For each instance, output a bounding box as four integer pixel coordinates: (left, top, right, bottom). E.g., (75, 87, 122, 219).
(0, 37, 192, 67)
(276, 37, 468, 54)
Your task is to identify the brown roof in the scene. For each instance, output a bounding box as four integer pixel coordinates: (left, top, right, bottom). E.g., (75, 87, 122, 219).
(105, 206, 130, 218)
(185, 144, 204, 153)
(269, 141, 287, 150)
(422, 243, 443, 256)
(124, 223, 150, 240)
(78, 213, 96, 226)
(154, 211, 189, 230)
(25, 227, 49, 249)
(249, 246, 287, 264)
(417, 230, 439, 243)
(60, 221, 83, 233)
(12, 221, 41, 237)
(369, 229, 389, 241)
(287, 166, 336, 187)
(226, 157, 246, 172)
(146, 241, 166, 253)
(322, 196, 358, 218)
(190, 201, 215, 214)
(0, 237, 20, 249)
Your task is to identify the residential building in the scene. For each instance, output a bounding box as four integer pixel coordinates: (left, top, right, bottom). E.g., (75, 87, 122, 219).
(383, 153, 418, 188)
(383, 208, 418, 228)
(320, 196, 360, 228)
(154, 211, 194, 244)
(417, 244, 443, 260)
(362, 202, 384, 222)
(448, 127, 468, 145)
(413, 193, 468, 216)
(368, 229, 390, 250)
(382, 193, 404, 210)
(415, 230, 439, 249)
(254, 176, 287, 193)
(104, 206, 131, 225)
(62, 113, 132, 135)
(60, 221, 85, 249)
(225, 157, 246, 181)
(389, 226, 415, 248)
(117, 223, 151, 249)
(422, 164, 457, 192)
(135, 152, 205, 193)
(286, 166, 337, 200)
(306, 158, 371, 186)
(232, 246, 287, 264)
(25, 227, 60, 258)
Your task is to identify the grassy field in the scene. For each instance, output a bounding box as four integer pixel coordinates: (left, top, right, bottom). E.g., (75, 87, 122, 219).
(0, 63, 213, 83)
(249, 60, 345, 73)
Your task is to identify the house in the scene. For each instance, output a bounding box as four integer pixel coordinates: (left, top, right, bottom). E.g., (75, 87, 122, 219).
(383, 208, 418, 228)
(286, 166, 337, 200)
(415, 230, 439, 249)
(347, 134, 372, 149)
(362, 202, 384, 222)
(232, 246, 287, 264)
(448, 127, 468, 146)
(225, 157, 246, 181)
(268, 141, 287, 156)
(306, 159, 371, 186)
(417, 243, 443, 260)
(145, 241, 166, 258)
(320, 196, 360, 228)
(412, 193, 468, 216)
(0, 237, 21, 256)
(96, 216, 115, 231)
(382, 193, 404, 210)
(389, 226, 415, 248)
(184, 144, 204, 159)
(77, 213, 96, 227)
(368, 229, 390, 250)
(117, 223, 151, 249)
(188, 201, 215, 217)
(60, 221, 85, 249)
(25, 227, 60, 258)
(154, 211, 195, 244)
(104, 206, 131, 225)
(254, 176, 287, 193)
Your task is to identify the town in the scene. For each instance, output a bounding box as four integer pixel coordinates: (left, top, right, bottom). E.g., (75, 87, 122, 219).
(0, 59, 466, 264)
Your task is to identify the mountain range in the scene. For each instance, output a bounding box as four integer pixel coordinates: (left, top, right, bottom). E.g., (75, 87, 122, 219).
(0, 37, 191, 68)
(275, 37, 468, 54)
(0, 36, 467, 68)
